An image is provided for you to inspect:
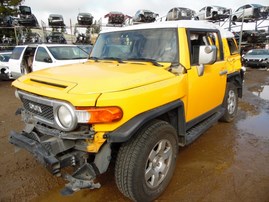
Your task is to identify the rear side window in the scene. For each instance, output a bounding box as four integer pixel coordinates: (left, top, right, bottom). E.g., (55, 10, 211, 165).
(10, 47, 25, 60)
(227, 38, 239, 55)
(35, 47, 51, 62)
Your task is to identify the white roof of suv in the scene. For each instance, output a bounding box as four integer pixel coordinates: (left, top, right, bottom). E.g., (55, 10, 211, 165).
(101, 20, 234, 38)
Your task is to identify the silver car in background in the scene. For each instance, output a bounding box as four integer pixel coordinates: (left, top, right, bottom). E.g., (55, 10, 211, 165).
(195, 6, 230, 21)
(133, 9, 159, 23)
(242, 49, 269, 68)
(166, 7, 195, 21)
(232, 4, 269, 22)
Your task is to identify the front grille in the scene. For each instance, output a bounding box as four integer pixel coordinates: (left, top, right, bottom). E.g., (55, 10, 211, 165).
(18, 90, 77, 131)
(24, 131, 41, 142)
(22, 97, 54, 121)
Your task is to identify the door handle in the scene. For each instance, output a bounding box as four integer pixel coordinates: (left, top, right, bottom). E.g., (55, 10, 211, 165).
(219, 70, 228, 75)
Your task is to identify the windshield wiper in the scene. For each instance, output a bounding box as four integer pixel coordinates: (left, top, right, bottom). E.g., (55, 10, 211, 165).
(101, 57, 125, 63)
(72, 57, 87, 59)
(88, 56, 99, 62)
(127, 58, 163, 67)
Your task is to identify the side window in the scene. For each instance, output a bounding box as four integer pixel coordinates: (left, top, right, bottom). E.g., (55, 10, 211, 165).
(189, 31, 222, 65)
(10, 47, 25, 60)
(200, 7, 205, 12)
(173, 8, 177, 19)
(135, 11, 140, 17)
(35, 47, 51, 62)
(227, 38, 239, 55)
(236, 7, 242, 12)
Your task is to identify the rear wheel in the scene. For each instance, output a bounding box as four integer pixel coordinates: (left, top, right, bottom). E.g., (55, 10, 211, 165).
(232, 16, 237, 22)
(220, 83, 238, 122)
(115, 120, 178, 201)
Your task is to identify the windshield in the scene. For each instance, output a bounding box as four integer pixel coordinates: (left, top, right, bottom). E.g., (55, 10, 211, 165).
(252, 4, 262, 8)
(48, 46, 89, 60)
(246, 49, 269, 55)
(91, 28, 179, 63)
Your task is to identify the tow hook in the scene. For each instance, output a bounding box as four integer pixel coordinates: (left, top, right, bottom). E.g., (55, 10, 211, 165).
(60, 163, 101, 195)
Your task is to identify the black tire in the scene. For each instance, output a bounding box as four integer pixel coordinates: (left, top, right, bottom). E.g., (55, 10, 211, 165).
(115, 120, 178, 201)
(232, 16, 237, 22)
(220, 83, 238, 122)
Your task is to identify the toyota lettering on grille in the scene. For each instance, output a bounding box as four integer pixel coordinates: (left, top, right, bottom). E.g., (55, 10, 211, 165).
(29, 103, 42, 113)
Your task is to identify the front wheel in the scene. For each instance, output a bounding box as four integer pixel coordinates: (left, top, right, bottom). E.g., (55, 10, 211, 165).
(115, 120, 178, 201)
(220, 83, 238, 122)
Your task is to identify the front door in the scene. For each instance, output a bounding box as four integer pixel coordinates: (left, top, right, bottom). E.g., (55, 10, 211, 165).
(185, 29, 227, 122)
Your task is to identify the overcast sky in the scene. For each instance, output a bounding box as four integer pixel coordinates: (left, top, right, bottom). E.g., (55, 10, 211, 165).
(24, 0, 269, 32)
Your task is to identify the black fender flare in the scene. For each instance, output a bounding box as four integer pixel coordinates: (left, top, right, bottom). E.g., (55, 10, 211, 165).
(106, 99, 186, 143)
(227, 71, 244, 98)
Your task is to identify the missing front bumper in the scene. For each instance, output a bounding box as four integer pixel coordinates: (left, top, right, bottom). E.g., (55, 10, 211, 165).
(9, 130, 104, 194)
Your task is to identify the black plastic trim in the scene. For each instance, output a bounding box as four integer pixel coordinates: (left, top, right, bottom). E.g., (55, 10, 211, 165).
(9, 131, 60, 175)
(186, 105, 222, 130)
(107, 100, 185, 143)
(227, 71, 243, 98)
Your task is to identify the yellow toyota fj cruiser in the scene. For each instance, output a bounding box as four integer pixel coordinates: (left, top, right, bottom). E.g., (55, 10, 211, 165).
(9, 20, 243, 201)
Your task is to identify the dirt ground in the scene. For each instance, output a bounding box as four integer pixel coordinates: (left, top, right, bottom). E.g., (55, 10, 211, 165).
(1, 68, 269, 202)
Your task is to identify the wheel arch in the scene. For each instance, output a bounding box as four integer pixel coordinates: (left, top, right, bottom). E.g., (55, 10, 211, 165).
(227, 71, 244, 98)
(106, 99, 186, 144)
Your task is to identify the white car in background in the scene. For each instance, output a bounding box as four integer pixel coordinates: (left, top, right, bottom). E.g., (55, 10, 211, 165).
(0, 51, 12, 80)
(166, 7, 195, 21)
(232, 4, 269, 22)
(195, 6, 230, 21)
(8, 44, 89, 79)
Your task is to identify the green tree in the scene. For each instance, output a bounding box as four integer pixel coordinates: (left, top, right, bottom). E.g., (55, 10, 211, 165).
(0, 0, 24, 16)
(0, 0, 24, 47)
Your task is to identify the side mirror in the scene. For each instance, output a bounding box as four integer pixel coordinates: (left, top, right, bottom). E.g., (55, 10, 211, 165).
(196, 45, 217, 76)
(198, 45, 217, 65)
(44, 57, 52, 63)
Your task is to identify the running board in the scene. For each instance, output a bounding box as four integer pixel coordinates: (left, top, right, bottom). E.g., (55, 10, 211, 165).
(185, 109, 224, 145)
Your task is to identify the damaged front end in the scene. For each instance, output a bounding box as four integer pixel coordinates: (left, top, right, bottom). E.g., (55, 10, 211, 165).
(9, 90, 111, 195)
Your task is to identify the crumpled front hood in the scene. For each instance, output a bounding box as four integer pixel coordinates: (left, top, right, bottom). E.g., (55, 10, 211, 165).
(16, 61, 174, 95)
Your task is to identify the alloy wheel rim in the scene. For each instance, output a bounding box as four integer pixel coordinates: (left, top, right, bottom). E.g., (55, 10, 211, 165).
(227, 90, 236, 114)
(144, 139, 172, 188)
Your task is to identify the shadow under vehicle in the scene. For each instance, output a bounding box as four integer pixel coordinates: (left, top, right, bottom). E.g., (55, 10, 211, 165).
(195, 6, 230, 21)
(133, 9, 159, 23)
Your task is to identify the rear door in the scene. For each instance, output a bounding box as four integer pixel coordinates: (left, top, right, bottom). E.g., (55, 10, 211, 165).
(8, 46, 27, 78)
